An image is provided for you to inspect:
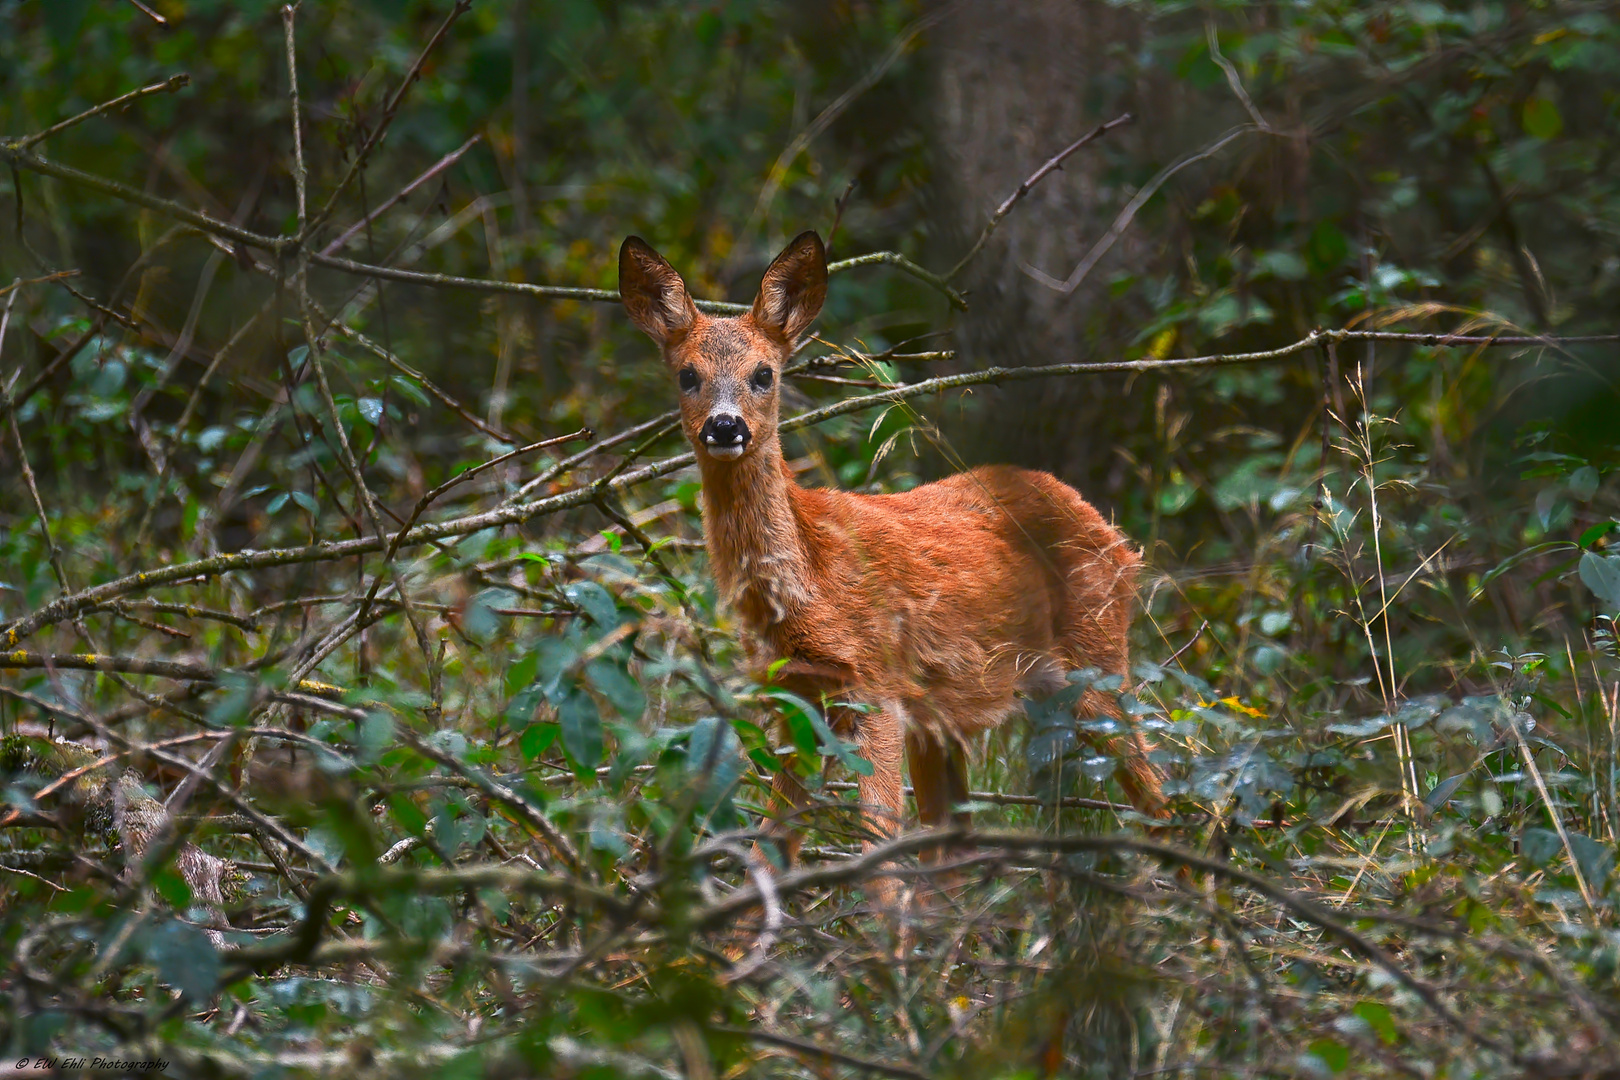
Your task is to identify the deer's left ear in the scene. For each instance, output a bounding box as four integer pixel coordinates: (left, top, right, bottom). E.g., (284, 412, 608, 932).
(750, 230, 826, 344)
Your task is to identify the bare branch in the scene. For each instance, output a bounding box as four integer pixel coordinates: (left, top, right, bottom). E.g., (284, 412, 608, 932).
(15, 74, 190, 152)
(949, 112, 1135, 281)
(306, 0, 476, 238)
(318, 134, 482, 257)
(827, 251, 967, 310)
(1021, 124, 1260, 295)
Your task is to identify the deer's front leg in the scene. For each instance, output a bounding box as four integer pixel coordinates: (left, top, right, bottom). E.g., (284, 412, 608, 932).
(754, 761, 813, 869)
(754, 656, 855, 869)
(854, 703, 906, 909)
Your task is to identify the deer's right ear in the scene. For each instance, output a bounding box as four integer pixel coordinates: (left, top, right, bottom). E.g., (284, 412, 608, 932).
(619, 236, 697, 347)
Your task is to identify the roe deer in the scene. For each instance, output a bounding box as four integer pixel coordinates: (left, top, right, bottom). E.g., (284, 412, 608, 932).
(619, 231, 1165, 903)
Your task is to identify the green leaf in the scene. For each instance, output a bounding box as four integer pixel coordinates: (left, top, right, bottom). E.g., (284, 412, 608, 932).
(1579, 551, 1620, 611)
(535, 636, 581, 701)
(207, 674, 257, 727)
(1578, 521, 1618, 549)
(565, 580, 619, 628)
(390, 375, 433, 408)
(1305, 1037, 1348, 1073)
(143, 920, 220, 1005)
(1568, 832, 1615, 887)
(768, 689, 822, 761)
(1027, 728, 1079, 772)
(1259, 610, 1292, 635)
(505, 684, 543, 730)
(44, 0, 92, 44)
(1253, 249, 1308, 281)
(586, 658, 645, 720)
(1327, 716, 1390, 737)
(519, 721, 559, 761)
(1569, 465, 1600, 501)
(463, 589, 504, 642)
(764, 689, 872, 776)
(686, 716, 745, 805)
(357, 711, 394, 765)
(1131, 659, 1166, 683)
(506, 650, 540, 697)
(559, 690, 603, 770)
(1156, 476, 1197, 515)
(1522, 826, 1562, 867)
(387, 792, 428, 835)
(1307, 220, 1349, 272)
(1423, 772, 1468, 811)
(152, 865, 193, 909)
(818, 724, 874, 777)
(1352, 1001, 1399, 1045)
(1522, 97, 1564, 140)
(695, 10, 727, 45)
(290, 491, 319, 515)
(196, 424, 228, 453)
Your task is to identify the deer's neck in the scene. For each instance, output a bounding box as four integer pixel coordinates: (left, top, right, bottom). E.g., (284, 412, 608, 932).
(697, 437, 813, 631)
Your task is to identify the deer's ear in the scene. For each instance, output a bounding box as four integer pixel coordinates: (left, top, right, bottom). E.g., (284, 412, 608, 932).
(751, 230, 826, 344)
(619, 236, 698, 346)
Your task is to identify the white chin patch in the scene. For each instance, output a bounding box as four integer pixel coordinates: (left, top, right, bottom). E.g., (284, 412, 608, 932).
(705, 443, 745, 460)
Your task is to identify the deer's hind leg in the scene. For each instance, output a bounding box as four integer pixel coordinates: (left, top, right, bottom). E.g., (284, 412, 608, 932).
(906, 729, 971, 831)
(1050, 515, 1167, 817)
(905, 726, 972, 902)
(1077, 685, 1166, 817)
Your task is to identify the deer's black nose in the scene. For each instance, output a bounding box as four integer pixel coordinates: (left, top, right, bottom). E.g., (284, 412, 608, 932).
(701, 413, 749, 448)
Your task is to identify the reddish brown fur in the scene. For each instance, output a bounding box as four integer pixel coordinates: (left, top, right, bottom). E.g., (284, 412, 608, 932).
(620, 232, 1165, 903)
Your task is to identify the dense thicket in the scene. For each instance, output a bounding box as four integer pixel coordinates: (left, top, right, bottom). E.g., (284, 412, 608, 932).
(2, 2, 1619, 1077)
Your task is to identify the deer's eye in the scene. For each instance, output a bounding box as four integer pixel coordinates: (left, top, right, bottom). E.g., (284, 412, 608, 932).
(678, 367, 700, 393)
(750, 365, 774, 392)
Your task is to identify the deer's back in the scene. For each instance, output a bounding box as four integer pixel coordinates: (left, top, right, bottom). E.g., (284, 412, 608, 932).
(773, 465, 1137, 714)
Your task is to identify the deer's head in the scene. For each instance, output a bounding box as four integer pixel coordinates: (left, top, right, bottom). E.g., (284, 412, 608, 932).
(619, 231, 826, 463)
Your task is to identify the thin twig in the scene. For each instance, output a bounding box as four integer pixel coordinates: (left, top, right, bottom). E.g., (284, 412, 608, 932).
(1022, 125, 1260, 294)
(827, 251, 967, 310)
(738, 1, 962, 247)
(0, 146, 291, 254)
(124, 0, 167, 23)
(306, 0, 475, 237)
(2, 284, 72, 594)
(309, 251, 747, 311)
(15, 75, 190, 151)
(0, 651, 343, 696)
(1206, 20, 1275, 133)
(694, 828, 1515, 1060)
(709, 1024, 933, 1080)
(318, 134, 482, 256)
(356, 428, 591, 626)
(0, 270, 81, 298)
(949, 112, 1134, 280)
